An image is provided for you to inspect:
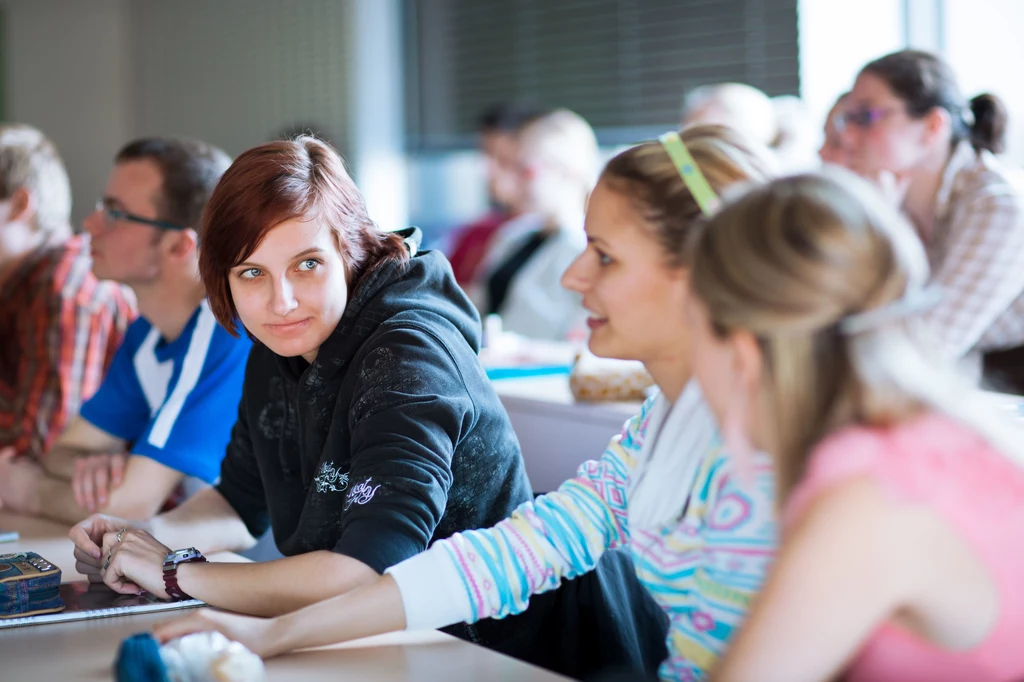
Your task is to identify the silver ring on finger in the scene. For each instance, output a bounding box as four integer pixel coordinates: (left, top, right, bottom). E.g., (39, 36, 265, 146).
(116, 528, 127, 543)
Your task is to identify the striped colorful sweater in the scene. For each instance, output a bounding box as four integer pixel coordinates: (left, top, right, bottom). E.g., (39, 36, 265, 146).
(388, 389, 777, 680)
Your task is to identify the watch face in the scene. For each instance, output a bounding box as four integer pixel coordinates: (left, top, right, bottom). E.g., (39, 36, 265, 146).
(168, 548, 202, 564)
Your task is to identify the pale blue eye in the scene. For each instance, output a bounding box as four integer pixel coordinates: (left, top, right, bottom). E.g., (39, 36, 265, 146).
(239, 267, 261, 279)
(298, 259, 318, 271)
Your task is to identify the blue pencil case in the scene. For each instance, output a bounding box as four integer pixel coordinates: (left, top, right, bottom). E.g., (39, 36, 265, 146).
(0, 552, 65, 618)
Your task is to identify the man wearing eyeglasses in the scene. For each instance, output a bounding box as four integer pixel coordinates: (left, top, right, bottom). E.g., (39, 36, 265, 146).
(0, 138, 252, 525)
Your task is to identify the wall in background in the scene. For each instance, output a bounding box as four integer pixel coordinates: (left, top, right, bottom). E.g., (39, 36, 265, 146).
(4, 0, 131, 226)
(2, 1, 1019, 239)
(1, 0, 354, 227)
(944, 0, 1024, 163)
(798, 0, 905, 134)
(128, 0, 349, 158)
(407, 0, 801, 149)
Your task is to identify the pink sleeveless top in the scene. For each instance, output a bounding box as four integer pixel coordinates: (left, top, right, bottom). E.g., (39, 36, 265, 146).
(784, 412, 1024, 682)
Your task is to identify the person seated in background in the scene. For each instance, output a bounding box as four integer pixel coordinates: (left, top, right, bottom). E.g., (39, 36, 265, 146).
(0, 137, 250, 523)
(819, 92, 851, 167)
(690, 172, 1024, 682)
(70, 136, 670, 680)
(682, 83, 817, 173)
(840, 49, 1024, 388)
(769, 95, 820, 171)
(446, 102, 549, 286)
(469, 108, 599, 340)
(0, 124, 135, 465)
(682, 83, 778, 150)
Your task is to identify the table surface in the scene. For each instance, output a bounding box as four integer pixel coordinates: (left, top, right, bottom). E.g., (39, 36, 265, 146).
(0, 512, 568, 681)
(493, 375, 641, 417)
(493, 378, 1024, 422)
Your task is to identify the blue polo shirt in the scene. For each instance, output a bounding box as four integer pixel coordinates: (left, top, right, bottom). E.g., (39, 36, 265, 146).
(80, 300, 251, 483)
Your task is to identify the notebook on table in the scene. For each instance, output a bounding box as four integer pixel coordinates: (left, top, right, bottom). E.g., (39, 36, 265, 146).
(0, 580, 203, 629)
(480, 336, 577, 382)
(485, 365, 572, 381)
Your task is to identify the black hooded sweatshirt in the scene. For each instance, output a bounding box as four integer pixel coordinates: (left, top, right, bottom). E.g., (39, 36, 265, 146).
(215, 230, 532, 575)
(214, 232, 671, 677)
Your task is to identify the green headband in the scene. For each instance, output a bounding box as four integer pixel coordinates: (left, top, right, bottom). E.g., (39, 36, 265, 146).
(659, 131, 719, 216)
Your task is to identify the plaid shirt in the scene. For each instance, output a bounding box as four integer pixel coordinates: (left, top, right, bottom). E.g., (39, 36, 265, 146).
(922, 141, 1024, 364)
(0, 235, 136, 458)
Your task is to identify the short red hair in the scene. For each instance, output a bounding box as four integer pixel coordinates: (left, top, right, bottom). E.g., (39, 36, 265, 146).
(199, 136, 409, 336)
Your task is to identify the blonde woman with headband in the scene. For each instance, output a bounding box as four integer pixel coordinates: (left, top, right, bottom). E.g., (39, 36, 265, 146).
(154, 126, 779, 680)
(684, 172, 1024, 682)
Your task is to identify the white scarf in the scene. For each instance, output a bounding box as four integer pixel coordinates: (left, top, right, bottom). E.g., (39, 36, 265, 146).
(627, 380, 719, 530)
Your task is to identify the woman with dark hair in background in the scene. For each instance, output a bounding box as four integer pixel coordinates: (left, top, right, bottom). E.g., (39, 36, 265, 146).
(839, 49, 1024, 389)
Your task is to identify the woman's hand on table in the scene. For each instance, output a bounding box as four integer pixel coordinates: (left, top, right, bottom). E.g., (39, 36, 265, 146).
(154, 609, 283, 658)
(100, 527, 173, 598)
(69, 514, 149, 583)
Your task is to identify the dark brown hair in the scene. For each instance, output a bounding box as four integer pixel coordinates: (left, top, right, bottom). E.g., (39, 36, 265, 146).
(115, 138, 231, 228)
(970, 93, 1008, 155)
(861, 50, 1008, 154)
(478, 102, 550, 134)
(199, 135, 409, 336)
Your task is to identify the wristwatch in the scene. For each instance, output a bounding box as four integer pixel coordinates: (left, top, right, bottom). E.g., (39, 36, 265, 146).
(162, 547, 207, 601)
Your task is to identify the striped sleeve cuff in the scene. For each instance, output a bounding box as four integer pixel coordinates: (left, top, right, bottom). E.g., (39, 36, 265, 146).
(385, 544, 475, 631)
